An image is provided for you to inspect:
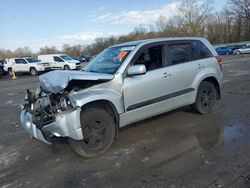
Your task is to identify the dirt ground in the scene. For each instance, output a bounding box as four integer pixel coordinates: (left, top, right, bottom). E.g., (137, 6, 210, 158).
(0, 54, 250, 188)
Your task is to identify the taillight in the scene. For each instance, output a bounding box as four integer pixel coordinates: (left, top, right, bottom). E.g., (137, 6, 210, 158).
(215, 56, 223, 71)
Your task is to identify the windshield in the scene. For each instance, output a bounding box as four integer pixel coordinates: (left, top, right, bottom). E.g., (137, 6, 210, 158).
(83, 46, 135, 74)
(25, 58, 41, 63)
(60, 55, 73, 61)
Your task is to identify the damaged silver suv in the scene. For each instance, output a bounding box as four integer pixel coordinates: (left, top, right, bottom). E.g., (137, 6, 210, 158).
(20, 38, 223, 158)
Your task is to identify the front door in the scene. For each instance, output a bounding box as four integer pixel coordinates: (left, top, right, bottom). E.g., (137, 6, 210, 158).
(14, 58, 28, 72)
(123, 45, 174, 125)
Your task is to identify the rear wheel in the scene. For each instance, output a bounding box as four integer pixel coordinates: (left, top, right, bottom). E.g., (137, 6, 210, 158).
(8, 68, 13, 76)
(192, 81, 217, 114)
(30, 67, 38, 76)
(64, 65, 70, 70)
(68, 108, 116, 158)
(235, 51, 241, 55)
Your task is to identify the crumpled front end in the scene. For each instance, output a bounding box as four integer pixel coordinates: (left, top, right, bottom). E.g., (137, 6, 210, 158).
(20, 88, 83, 144)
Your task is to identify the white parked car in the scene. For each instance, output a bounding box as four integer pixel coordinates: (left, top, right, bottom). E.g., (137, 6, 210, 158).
(234, 45, 250, 54)
(4, 57, 51, 76)
(38, 54, 81, 70)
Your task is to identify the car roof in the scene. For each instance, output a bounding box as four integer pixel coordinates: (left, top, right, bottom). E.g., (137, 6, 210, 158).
(111, 37, 207, 48)
(9, 57, 30, 59)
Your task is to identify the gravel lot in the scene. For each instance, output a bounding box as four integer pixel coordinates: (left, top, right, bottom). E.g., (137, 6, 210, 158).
(0, 54, 250, 188)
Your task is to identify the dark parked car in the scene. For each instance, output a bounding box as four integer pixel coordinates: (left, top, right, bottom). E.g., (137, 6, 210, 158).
(70, 56, 92, 63)
(70, 56, 84, 63)
(0, 60, 5, 76)
(215, 46, 233, 55)
(79, 55, 92, 62)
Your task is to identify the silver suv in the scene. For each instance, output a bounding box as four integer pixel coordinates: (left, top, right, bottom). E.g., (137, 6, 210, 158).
(20, 38, 223, 158)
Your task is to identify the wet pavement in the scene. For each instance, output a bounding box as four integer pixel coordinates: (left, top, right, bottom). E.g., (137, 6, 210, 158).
(0, 54, 250, 187)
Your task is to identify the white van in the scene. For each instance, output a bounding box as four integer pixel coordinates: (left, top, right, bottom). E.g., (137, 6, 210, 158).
(38, 54, 81, 70)
(4, 57, 51, 76)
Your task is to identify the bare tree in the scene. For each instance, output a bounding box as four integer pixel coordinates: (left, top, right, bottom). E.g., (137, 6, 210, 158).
(39, 46, 59, 55)
(14, 47, 32, 57)
(176, 0, 212, 36)
(227, 0, 250, 40)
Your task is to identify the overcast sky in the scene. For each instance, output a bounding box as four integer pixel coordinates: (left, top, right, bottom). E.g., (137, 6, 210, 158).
(0, 0, 228, 51)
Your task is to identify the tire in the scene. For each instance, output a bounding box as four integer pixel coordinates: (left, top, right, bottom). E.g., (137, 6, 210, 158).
(192, 81, 217, 114)
(68, 108, 116, 158)
(8, 68, 13, 76)
(235, 51, 241, 55)
(30, 67, 38, 76)
(64, 65, 70, 70)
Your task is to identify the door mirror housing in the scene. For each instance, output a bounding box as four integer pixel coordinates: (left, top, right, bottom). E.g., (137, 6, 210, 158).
(127, 65, 146, 76)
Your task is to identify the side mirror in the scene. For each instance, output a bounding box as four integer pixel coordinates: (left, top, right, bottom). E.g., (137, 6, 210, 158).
(127, 65, 146, 76)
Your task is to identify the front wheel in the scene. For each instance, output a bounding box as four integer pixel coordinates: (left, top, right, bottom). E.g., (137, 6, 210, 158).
(68, 108, 116, 158)
(192, 81, 217, 114)
(235, 51, 241, 55)
(64, 65, 70, 70)
(30, 68, 38, 76)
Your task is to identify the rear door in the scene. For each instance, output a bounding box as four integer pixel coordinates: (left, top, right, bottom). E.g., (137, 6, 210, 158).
(163, 40, 213, 108)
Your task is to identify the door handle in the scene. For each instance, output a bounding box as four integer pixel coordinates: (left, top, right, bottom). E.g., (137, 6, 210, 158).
(162, 72, 172, 78)
(197, 64, 204, 69)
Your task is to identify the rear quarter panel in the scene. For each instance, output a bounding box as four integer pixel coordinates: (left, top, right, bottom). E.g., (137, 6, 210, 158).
(191, 57, 223, 92)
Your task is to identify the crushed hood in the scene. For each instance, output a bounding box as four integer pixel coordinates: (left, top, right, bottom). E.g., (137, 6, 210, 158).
(39, 70, 114, 93)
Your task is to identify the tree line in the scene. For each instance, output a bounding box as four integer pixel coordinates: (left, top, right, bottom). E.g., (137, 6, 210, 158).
(0, 0, 249, 60)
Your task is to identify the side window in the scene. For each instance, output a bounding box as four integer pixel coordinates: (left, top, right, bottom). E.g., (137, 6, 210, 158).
(15, 59, 27, 64)
(54, 56, 64, 62)
(165, 43, 197, 66)
(192, 41, 213, 58)
(134, 45, 163, 71)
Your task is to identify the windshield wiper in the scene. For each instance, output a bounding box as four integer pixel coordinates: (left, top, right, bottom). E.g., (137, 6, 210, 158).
(82, 70, 100, 73)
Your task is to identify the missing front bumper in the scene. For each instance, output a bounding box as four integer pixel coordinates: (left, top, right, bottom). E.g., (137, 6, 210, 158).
(20, 110, 51, 144)
(20, 108, 83, 144)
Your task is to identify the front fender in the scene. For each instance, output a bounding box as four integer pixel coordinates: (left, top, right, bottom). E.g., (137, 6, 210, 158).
(69, 89, 124, 114)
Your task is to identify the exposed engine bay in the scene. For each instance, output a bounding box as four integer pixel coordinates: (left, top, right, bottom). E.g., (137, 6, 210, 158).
(20, 70, 115, 144)
(23, 77, 112, 129)
(23, 87, 74, 129)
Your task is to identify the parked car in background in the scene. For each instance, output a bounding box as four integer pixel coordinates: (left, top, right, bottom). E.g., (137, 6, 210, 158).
(229, 44, 246, 52)
(71, 56, 84, 63)
(70, 56, 89, 68)
(38, 54, 81, 70)
(79, 55, 92, 62)
(215, 46, 233, 55)
(233, 45, 250, 55)
(0, 60, 4, 76)
(20, 37, 223, 158)
(4, 57, 51, 76)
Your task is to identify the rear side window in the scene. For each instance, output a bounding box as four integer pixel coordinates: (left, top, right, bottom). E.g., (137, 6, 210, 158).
(165, 43, 198, 66)
(165, 40, 213, 66)
(15, 59, 27, 64)
(192, 41, 213, 58)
